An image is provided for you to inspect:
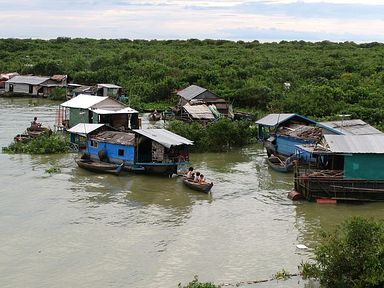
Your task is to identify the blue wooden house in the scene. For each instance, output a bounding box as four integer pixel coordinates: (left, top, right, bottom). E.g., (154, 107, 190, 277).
(256, 113, 340, 161)
(81, 128, 193, 176)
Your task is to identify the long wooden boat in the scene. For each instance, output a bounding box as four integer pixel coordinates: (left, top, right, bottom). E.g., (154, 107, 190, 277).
(182, 177, 213, 193)
(267, 155, 294, 173)
(75, 158, 124, 175)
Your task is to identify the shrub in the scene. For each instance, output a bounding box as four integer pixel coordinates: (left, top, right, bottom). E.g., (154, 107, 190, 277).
(2, 132, 70, 154)
(167, 118, 255, 152)
(299, 217, 384, 288)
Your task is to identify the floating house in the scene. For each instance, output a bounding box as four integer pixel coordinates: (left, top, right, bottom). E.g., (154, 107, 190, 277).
(71, 83, 123, 98)
(0, 72, 18, 89)
(58, 94, 139, 130)
(181, 103, 216, 122)
(176, 85, 233, 119)
(81, 128, 193, 175)
(67, 123, 116, 151)
(4, 75, 67, 96)
(294, 134, 384, 202)
(256, 113, 340, 159)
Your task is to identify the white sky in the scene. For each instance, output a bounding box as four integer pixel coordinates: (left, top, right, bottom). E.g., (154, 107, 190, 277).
(1, 0, 383, 42)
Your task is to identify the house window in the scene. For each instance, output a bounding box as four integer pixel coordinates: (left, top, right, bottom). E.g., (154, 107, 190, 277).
(90, 140, 98, 148)
(118, 149, 124, 156)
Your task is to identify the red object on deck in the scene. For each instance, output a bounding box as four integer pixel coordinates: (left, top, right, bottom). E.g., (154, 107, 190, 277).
(316, 198, 337, 204)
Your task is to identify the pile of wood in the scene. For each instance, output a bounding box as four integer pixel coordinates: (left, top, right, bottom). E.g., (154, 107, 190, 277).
(279, 124, 322, 142)
(307, 170, 343, 178)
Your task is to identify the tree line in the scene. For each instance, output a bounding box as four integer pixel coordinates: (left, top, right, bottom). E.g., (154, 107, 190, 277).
(1, 38, 384, 129)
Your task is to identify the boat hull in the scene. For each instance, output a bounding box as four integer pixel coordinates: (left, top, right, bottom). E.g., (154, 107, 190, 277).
(75, 159, 124, 175)
(267, 155, 294, 173)
(182, 178, 213, 193)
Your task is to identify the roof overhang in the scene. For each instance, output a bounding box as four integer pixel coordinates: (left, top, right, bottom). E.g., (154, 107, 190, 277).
(133, 129, 193, 148)
(67, 123, 105, 136)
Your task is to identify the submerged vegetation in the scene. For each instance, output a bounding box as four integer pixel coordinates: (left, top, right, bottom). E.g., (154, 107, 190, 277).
(2, 133, 70, 154)
(1, 39, 384, 129)
(178, 276, 218, 288)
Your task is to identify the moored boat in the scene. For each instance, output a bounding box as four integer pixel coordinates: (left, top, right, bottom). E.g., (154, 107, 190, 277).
(267, 154, 295, 173)
(182, 177, 213, 193)
(75, 158, 124, 175)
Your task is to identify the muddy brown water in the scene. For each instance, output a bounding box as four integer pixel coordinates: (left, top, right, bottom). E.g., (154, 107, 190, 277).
(1, 98, 383, 288)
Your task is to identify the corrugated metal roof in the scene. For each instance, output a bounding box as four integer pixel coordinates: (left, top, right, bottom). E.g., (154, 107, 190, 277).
(7, 75, 50, 85)
(97, 83, 122, 89)
(133, 129, 193, 148)
(183, 104, 215, 120)
(256, 113, 297, 126)
(61, 94, 108, 109)
(320, 119, 383, 135)
(92, 131, 136, 145)
(92, 107, 138, 114)
(177, 85, 206, 101)
(67, 123, 105, 136)
(324, 135, 384, 154)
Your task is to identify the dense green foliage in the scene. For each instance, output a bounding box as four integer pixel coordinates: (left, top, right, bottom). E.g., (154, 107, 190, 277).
(48, 87, 67, 100)
(167, 118, 255, 152)
(299, 217, 384, 288)
(2, 133, 70, 154)
(1, 38, 384, 129)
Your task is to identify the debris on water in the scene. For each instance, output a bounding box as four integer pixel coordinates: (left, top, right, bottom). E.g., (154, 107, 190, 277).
(296, 244, 308, 249)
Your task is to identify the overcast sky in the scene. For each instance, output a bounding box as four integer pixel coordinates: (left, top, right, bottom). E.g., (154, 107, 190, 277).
(1, 0, 383, 42)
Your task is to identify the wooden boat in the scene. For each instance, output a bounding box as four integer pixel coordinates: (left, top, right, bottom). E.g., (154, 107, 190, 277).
(267, 154, 294, 173)
(14, 126, 51, 143)
(14, 133, 31, 142)
(27, 126, 52, 138)
(182, 177, 213, 193)
(75, 158, 124, 175)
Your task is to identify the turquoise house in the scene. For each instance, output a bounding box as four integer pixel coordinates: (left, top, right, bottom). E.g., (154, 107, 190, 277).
(294, 134, 384, 202)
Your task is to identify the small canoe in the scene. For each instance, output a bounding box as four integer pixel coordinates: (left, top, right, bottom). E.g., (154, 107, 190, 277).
(182, 177, 213, 193)
(267, 155, 294, 173)
(75, 158, 124, 175)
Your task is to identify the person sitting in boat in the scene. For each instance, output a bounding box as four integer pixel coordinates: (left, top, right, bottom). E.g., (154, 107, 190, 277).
(194, 172, 201, 182)
(198, 174, 206, 184)
(30, 116, 42, 131)
(185, 167, 194, 179)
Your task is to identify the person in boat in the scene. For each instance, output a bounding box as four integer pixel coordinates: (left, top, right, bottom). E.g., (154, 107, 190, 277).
(30, 116, 42, 131)
(185, 167, 194, 179)
(198, 174, 206, 184)
(194, 172, 201, 182)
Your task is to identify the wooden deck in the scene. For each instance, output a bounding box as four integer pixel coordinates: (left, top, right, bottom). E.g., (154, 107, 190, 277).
(294, 167, 384, 202)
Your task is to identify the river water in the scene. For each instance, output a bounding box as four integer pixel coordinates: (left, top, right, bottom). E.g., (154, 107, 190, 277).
(1, 98, 383, 288)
